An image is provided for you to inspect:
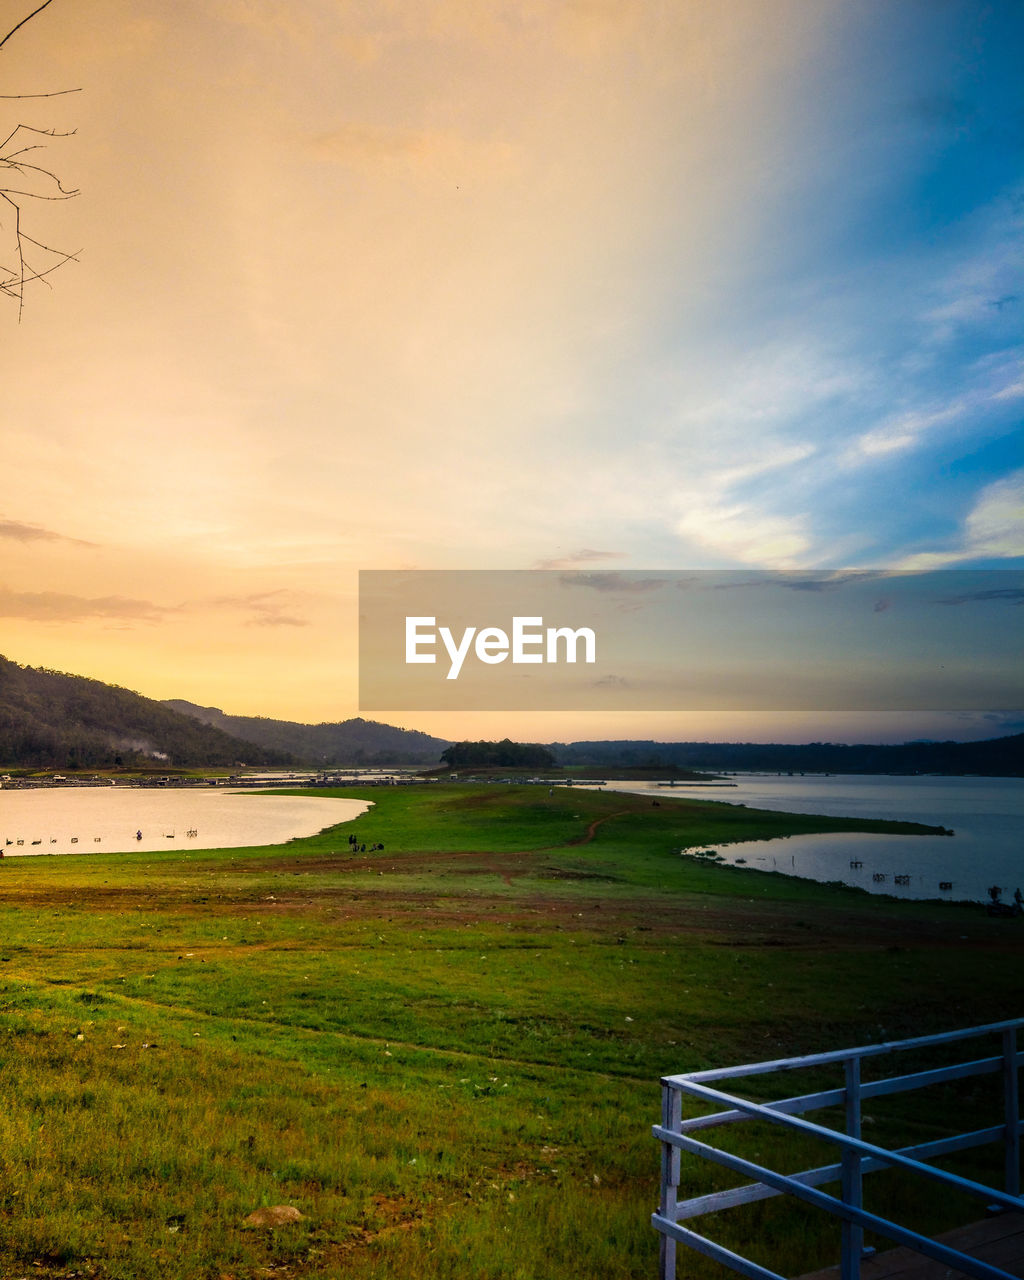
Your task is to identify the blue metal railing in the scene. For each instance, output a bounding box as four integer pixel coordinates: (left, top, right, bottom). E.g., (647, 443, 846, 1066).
(653, 1019, 1024, 1280)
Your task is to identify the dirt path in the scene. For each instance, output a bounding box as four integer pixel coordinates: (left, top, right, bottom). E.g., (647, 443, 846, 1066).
(556, 808, 632, 849)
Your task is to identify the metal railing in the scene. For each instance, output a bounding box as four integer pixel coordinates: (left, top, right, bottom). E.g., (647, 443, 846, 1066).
(653, 1019, 1024, 1280)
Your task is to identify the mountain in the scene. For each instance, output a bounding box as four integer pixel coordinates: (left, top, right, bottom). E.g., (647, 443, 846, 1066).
(162, 701, 449, 766)
(552, 735, 1024, 777)
(5, 650, 1016, 775)
(0, 656, 291, 769)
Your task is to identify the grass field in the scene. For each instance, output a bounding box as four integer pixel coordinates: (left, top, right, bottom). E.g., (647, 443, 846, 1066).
(0, 783, 1020, 1280)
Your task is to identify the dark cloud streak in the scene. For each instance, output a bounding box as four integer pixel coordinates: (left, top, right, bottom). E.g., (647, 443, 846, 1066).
(936, 588, 1024, 605)
(0, 518, 95, 547)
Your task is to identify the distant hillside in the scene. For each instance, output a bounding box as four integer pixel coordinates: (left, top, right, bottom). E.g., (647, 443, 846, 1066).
(553, 735, 1024, 777)
(163, 701, 449, 766)
(0, 657, 291, 769)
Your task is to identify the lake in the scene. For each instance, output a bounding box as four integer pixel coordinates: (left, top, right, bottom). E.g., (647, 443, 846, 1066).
(589, 774, 1024, 904)
(3, 775, 1020, 904)
(0, 787, 370, 857)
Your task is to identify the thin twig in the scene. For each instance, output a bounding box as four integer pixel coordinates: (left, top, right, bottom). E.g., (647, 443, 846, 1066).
(0, 87, 81, 98)
(0, 0, 56, 51)
(0, 185, 76, 199)
(2, 155, 80, 195)
(1, 123, 78, 150)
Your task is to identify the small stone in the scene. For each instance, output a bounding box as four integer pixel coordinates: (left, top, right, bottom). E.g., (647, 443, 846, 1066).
(242, 1205, 305, 1228)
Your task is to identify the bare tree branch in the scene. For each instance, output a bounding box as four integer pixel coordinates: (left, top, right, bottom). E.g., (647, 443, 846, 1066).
(0, 85, 80, 98)
(0, 0, 55, 52)
(1, 1, 78, 319)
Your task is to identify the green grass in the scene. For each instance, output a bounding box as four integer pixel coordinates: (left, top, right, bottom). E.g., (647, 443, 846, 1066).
(0, 784, 1020, 1279)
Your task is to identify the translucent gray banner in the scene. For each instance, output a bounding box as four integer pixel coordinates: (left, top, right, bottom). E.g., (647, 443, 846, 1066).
(358, 569, 1024, 712)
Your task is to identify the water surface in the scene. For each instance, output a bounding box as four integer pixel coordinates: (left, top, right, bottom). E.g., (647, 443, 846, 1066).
(590, 774, 1023, 903)
(0, 788, 370, 857)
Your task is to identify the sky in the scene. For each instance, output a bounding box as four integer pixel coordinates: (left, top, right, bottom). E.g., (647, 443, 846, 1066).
(0, 0, 1021, 745)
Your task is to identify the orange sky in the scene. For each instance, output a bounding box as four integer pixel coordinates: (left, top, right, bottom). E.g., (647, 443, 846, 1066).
(1, 1, 1021, 743)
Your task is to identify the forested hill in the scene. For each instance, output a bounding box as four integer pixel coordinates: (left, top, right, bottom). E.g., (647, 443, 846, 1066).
(163, 701, 449, 766)
(0, 657, 291, 769)
(553, 735, 1024, 777)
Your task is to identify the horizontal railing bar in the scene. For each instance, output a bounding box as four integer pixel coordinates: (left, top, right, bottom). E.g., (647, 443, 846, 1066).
(650, 1216, 787, 1280)
(671, 1126, 1005, 1220)
(654, 1130, 1020, 1280)
(653, 1083, 1024, 1212)
(674, 1161, 843, 1218)
(680, 1055, 1012, 1133)
(680, 1088, 845, 1132)
(861, 1054, 1008, 1099)
(663, 1018, 1024, 1086)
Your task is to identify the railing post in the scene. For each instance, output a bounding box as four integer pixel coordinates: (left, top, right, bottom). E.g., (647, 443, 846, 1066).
(841, 1055, 864, 1280)
(1003, 1026, 1020, 1197)
(659, 1083, 682, 1280)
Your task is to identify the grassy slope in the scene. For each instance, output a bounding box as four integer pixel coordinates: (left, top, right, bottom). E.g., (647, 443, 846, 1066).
(0, 785, 1020, 1280)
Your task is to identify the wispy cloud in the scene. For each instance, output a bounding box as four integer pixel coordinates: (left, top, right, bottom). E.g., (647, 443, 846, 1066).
(899, 470, 1024, 569)
(710, 571, 884, 593)
(247, 612, 309, 628)
(533, 548, 627, 570)
(935, 588, 1024, 606)
(0, 519, 94, 547)
(0, 587, 167, 623)
(559, 572, 667, 593)
(206, 589, 310, 628)
(850, 353, 1024, 462)
(675, 500, 811, 569)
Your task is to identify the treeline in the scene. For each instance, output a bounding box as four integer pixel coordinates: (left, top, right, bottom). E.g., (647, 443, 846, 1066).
(551, 735, 1024, 777)
(0, 657, 290, 769)
(440, 739, 557, 770)
(163, 702, 449, 766)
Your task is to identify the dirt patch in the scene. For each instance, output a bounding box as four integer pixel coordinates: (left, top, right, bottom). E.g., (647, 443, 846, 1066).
(0, 851, 1014, 954)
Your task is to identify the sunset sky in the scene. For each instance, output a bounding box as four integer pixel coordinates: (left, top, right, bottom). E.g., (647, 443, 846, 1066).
(1, 0, 1021, 744)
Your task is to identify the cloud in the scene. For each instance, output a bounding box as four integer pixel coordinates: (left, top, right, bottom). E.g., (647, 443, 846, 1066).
(533, 548, 626, 570)
(710, 571, 883, 593)
(917, 202, 1024, 350)
(663, 432, 820, 568)
(246, 612, 309, 628)
(851, 356, 1024, 462)
(207, 589, 310, 628)
(0, 587, 167, 623)
(0, 518, 94, 546)
(675, 502, 811, 568)
(558, 572, 667, 593)
(935, 588, 1024, 606)
(898, 469, 1024, 568)
(975, 712, 1024, 734)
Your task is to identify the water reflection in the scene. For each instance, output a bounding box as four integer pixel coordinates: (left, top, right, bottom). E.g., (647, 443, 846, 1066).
(0, 788, 370, 857)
